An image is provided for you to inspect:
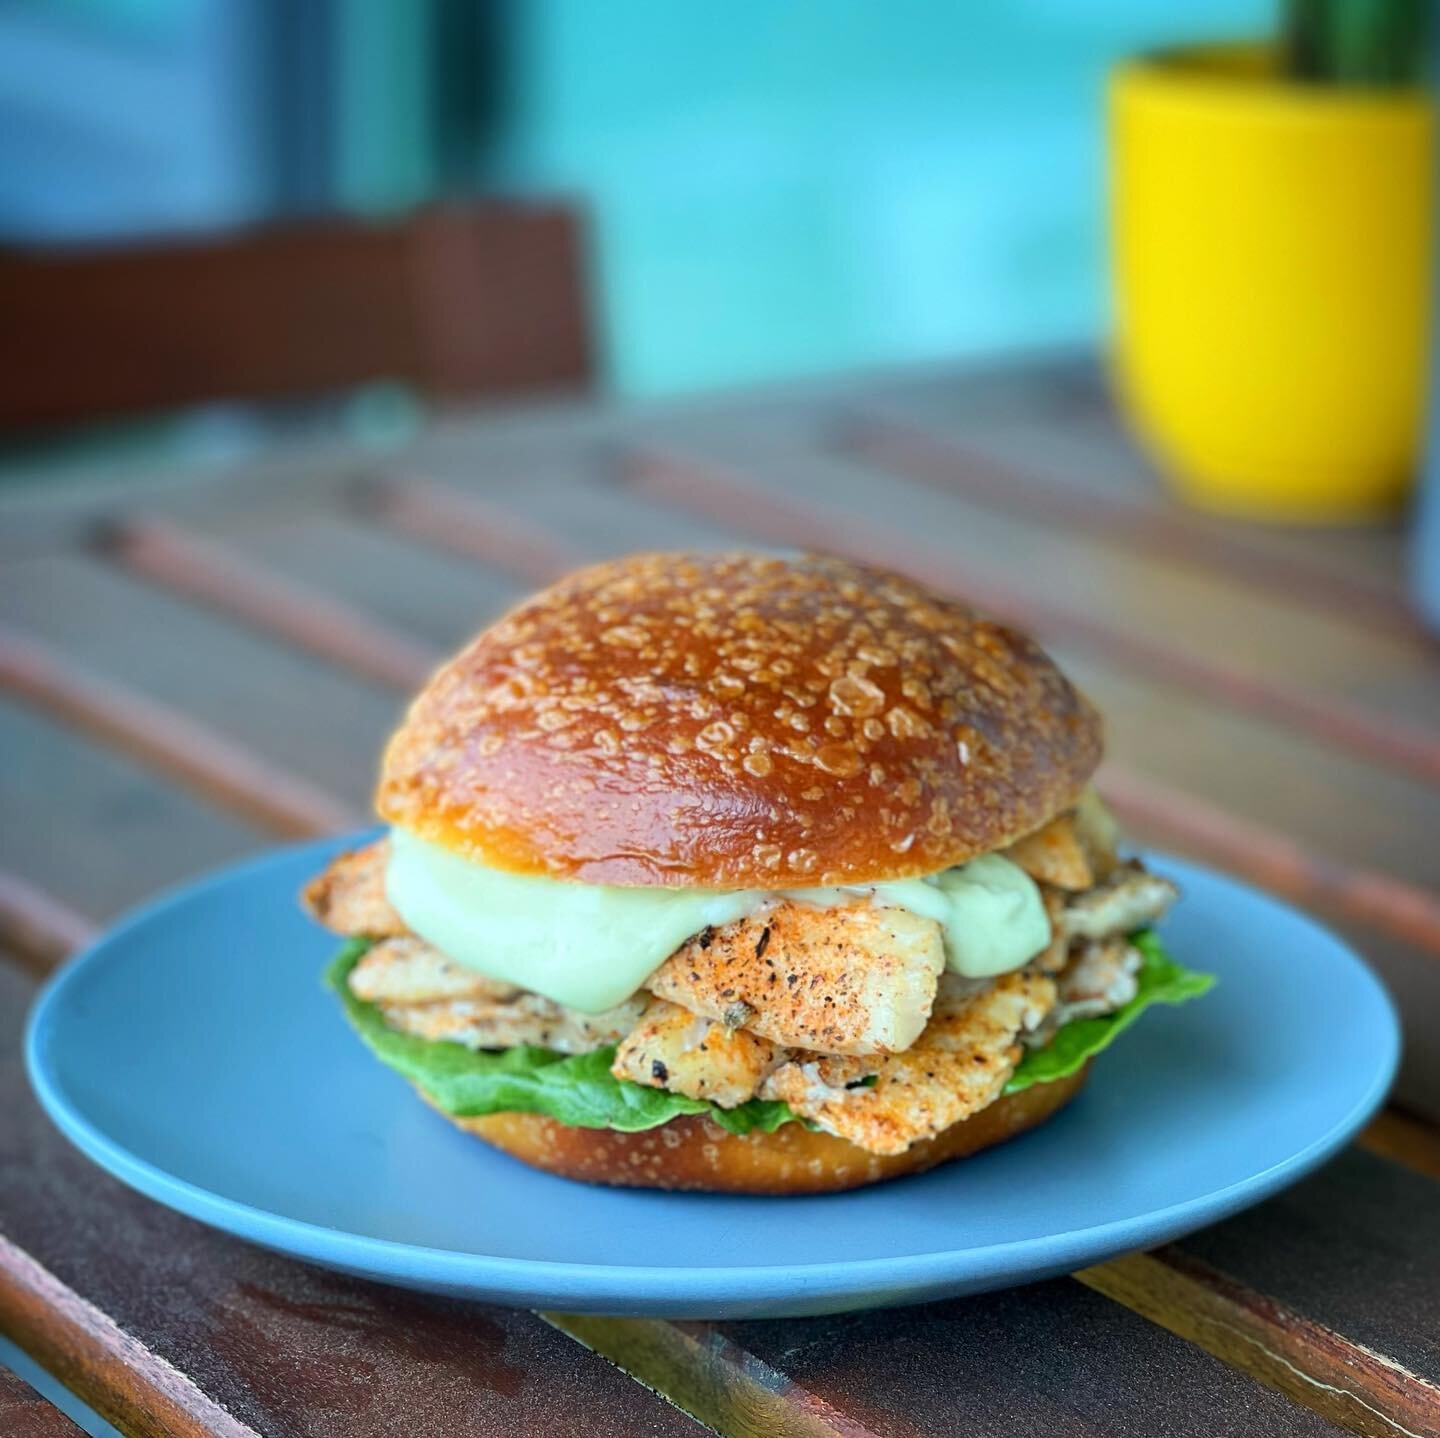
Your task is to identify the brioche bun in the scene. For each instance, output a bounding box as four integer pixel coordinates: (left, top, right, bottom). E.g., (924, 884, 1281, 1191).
(378, 551, 1101, 887)
(423, 1065, 1088, 1195)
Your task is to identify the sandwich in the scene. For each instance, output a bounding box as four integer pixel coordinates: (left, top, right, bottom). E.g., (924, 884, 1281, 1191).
(303, 551, 1211, 1193)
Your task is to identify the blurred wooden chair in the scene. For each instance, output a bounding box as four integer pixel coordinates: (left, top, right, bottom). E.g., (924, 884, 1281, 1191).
(0, 203, 593, 431)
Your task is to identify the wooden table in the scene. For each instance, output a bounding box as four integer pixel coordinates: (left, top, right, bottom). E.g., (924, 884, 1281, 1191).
(3, 356, 1439, 1437)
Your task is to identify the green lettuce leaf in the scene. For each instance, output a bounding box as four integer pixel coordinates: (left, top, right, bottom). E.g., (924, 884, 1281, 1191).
(1004, 929, 1214, 1094)
(327, 927, 1213, 1131)
(325, 940, 797, 1135)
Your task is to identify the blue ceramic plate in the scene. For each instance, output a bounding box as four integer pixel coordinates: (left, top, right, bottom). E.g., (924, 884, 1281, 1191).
(27, 836, 1398, 1319)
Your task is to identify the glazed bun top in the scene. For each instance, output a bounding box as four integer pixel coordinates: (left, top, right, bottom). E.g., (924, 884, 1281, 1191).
(377, 551, 1102, 887)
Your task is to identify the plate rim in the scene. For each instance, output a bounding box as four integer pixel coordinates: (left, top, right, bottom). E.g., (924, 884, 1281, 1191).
(24, 833, 1402, 1310)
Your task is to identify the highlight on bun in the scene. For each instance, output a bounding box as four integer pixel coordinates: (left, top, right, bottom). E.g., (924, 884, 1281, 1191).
(424, 1064, 1088, 1195)
(378, 551, 1102, 888)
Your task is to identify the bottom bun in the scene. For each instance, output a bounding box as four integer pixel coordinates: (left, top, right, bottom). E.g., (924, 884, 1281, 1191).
(422, 1064, 1089, 1194)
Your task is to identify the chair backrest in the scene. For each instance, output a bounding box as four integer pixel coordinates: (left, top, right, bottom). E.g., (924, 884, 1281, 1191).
(0, 202, 592, 431)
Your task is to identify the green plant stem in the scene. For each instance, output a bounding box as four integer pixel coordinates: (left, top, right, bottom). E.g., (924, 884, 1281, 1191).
(1282, 0, 1429, 86)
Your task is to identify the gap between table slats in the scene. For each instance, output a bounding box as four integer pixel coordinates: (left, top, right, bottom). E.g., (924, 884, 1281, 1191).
(4, 869, 1440, 1437)
(842, 416, 1424, 645)
(622, 446, 1440, 790)
(0, 885, 94, 968)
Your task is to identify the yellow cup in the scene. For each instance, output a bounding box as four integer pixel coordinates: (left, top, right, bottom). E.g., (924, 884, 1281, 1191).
(1111, 45, 1434, 522)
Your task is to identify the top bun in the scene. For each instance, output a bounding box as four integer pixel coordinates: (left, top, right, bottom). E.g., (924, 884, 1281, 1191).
(377, 552, 1102, 887)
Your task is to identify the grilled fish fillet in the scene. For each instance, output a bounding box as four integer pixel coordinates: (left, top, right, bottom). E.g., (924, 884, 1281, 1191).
(303, 840, 404, 938)
(648, 899, 945, 1056)
(350, 935, 519, 1004)
(377, 989, 647, 1055)
(759, 970, 1058, 1155)
(1061, 862, 1178, 941)
(610, 998, 788, 1107)
(1027, 939, 1141, 1048)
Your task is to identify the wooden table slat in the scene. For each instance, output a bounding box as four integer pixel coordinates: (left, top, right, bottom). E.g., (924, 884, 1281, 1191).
(109, 520, 437, 693)
(1077, 1249, 1440, 1438)
(1163, 1148, 1440, 1404)
(1359, 1108, 1440, 1181)
(0, 1231, 262, 1438)
(0, 553, 401, 811)
(173, 507, 527, 651)
(0, 626, 359, 839)
(648, 394, 1422, 623)
(0, 698, 273, 927)
(0, 875, 94, 976)
(844, 405, 1420, 639)
(848, 370, 1412, 596)
(545, 1313, 890, 1438)
(369, 478, 587, 585)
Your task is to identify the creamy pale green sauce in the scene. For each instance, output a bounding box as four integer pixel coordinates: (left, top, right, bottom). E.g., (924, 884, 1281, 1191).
(386, 828, 1050, 1014)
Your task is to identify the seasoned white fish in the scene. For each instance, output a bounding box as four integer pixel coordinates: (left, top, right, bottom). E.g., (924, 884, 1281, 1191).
(349, 935, 519, 1004)
(1024, 938, 1141, 1051)
(759, 970, 1057, 1155)
(611, 998, 788, 1107)
(374, 989, 647, 1055)
(647, 899, 944, 1055)
(1061, 862, 1178, 941)
(1059, 938, 1141, 1017)
(304, 840, 405, 938)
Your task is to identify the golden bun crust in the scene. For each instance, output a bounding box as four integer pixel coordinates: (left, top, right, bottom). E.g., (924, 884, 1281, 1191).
(378, 551, 1102, 887)
(425, 1065, 1088, 1194)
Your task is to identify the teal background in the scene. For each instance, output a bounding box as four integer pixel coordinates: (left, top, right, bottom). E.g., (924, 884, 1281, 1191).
(481, 2, 1267, 393)
(1, 1, 1267, 398)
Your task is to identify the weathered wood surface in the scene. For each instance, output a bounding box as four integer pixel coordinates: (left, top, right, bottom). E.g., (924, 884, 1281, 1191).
(2, 356, 1439, 1436)
(553, 1285, 1350, 1438)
